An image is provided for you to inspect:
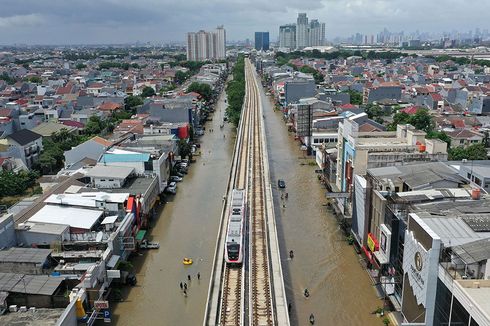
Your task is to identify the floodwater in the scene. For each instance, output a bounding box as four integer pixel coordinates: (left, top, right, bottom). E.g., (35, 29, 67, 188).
(254, 70, 382, 326)
(111, 91, 234, 326)
(113, 72, 382, 326)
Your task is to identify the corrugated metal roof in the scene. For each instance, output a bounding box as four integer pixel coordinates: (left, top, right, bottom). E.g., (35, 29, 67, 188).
(0, 248, 52, 264)
(452, 238, 490, 264)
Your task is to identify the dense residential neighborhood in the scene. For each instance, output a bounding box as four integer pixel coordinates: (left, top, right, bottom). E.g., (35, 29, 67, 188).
(0, 22, 490, 325)
(0, 46, 229, 324)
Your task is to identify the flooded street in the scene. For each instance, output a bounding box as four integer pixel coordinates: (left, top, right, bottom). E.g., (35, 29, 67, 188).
(112, 91, 234, 326)
(113, 72, 381, 326)
(255, 71, 381, 326)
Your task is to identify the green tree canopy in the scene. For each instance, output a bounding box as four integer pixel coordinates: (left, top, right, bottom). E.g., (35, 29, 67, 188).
(187, 82, 213, 101)
(344, 90, 363, 105)
(141, 86, 156, 98)
(448, 143, 488, 161)
(124, 95, 144, 110)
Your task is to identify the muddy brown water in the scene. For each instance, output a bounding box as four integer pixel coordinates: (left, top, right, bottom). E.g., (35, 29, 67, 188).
(113, 74, 382, 326)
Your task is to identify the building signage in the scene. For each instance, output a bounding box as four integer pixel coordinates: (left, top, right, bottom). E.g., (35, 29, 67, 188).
(379, 224, 392, 260)
(94, 300, 109, 310)
(367, 233, 379, 252)
(402, 230, 429, 306)
(325, 192, 350, 198)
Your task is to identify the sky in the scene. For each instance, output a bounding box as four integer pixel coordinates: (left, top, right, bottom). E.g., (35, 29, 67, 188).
(0, 0, 489, 45)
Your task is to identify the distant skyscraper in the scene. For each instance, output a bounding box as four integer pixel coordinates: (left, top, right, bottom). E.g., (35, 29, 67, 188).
(308, 19, 325, 46)
(279, 13, 325, 50)
(296, 13, 308, 48)
(279, 24, 296, 49)
(254, 32, 270, 51)
(186, 26, 226, 61)
(215, 26, 226, 60)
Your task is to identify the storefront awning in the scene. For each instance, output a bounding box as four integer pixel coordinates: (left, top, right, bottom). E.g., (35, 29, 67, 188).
(135, 230, 146, 242)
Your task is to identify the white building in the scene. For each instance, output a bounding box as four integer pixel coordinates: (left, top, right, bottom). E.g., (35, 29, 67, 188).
(186, 26, 226, 61)
(296, 13, 308, 49)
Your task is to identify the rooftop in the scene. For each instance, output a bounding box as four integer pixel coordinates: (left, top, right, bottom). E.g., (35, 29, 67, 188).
(85, 165, 134, 179)
(0, 247, 52, 264)
(44, 192, 129, 207)
(31, 122, 76, 137)
(0, 272, 62, 296)
(28, 205, 103, 230)
(100, 153, 150, 163)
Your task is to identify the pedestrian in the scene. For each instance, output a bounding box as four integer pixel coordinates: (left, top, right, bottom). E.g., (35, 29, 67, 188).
(283, 203, 286, 208)
(187, 274, 191, 281)
(288, 303, 292, 314)
(183, 289, 187, 297)
(281, 193, 284, 200)
(197, 272, 201, 280)
(180, 282, 183, 290)
(285, 192, 289, 199)
(184, 283, 187, 290)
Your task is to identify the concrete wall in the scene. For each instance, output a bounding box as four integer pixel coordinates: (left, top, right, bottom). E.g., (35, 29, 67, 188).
(0, 214, 16, 248)
(16, 230, 67, 247)
(56, 298, 77, 326)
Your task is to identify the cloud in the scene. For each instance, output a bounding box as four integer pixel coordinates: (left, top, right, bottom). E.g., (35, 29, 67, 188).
(0, 14, 46, 28)
(0, 0, 489, 44)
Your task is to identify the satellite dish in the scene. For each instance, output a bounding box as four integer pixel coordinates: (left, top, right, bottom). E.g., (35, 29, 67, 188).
(96, 231, 103, 242)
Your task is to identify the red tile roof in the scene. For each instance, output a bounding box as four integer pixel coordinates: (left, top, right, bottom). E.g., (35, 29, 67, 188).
(61, 120, 85, 128)
(450, 119, 465, 129)
(400, 105, 419, 115)
(99, 102, 122, 111)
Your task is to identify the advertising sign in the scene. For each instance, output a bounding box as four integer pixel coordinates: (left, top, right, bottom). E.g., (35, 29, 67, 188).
(367, 233, 379, 252)
(94, 300, 109, 310)
(296, 104, 312, 137)
(379, 224, 392, 259)
(403, 230, 429, 306)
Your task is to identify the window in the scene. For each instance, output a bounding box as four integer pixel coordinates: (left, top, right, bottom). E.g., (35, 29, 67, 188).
(475, 177, 481, 186)
(100, 179, 106, 182)
(460, 139, 464, 144)
(108, 179, 114, 181)
(467, 173, 472, 179)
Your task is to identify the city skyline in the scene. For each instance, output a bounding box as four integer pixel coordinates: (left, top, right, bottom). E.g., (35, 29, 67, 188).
(0, 0, 490, 45)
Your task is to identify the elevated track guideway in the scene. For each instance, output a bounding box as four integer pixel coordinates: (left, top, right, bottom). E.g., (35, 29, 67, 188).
(203, 59, 289, 325)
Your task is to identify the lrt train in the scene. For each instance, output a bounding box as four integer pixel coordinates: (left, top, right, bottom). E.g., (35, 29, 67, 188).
(224, 189, 246, 265)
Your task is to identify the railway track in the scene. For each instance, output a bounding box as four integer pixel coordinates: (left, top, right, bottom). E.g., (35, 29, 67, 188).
(247, 61, 274, 326)
(219, 59, 253, 326)
(218, 58, 274, 326)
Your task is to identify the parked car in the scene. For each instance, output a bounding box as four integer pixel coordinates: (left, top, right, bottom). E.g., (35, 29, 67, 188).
(177, 162, 188, 168)
(278, 179, 286, 188)
(170, 176, 183, 182)
(174, 171, 185, 177)
(164, 182, 177, 194)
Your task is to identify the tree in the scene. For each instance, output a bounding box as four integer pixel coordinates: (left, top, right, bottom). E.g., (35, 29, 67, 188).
(85, 116, 105, 135)
(141, 86, 156, 98)
(175, 70, 189, 84)
(410, 109, 434, 133)
(299, 65, 324, 84)
(27, 76, 42, 84)
(364, 104, 384, 120)
(448, 143, 488, 161)
(177, 139, 192, 158)
(76, 63, 87, 70)
(38, 152, 57, 174)
(426, 130, 451, 147)
(187, 82, 213, 102)
(344, 90, 363, 105)
(124, 95, 144, 110)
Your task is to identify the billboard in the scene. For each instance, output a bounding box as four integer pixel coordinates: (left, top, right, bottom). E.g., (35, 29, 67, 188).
(296, 104, 312, 137)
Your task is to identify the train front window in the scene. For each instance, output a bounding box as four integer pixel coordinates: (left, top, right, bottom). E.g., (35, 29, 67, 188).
(228, 243, 240, 258)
